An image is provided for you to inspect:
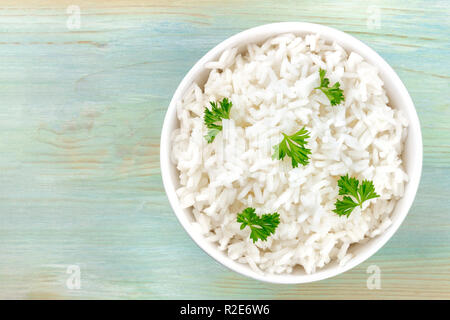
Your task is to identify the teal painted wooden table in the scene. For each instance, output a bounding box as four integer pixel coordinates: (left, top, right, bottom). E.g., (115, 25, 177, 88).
(0, 0, 449, 299)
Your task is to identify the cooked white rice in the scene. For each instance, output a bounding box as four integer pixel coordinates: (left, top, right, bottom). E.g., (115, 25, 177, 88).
(171, 33, 409, 274)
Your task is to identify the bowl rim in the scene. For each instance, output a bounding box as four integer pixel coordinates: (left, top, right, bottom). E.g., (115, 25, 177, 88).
(160, 22, 423, 284)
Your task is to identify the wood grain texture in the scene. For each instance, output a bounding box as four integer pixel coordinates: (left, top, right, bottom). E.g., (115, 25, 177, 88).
(0, 0, 449, 299)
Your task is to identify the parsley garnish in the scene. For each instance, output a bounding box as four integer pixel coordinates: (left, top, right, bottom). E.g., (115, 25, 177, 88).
(333, 174, 380, 217)
(237, 207, 280, 243)
(203, 98, 233, 143)
(315, 68, 345, 106)
(272, 127, 311, 168)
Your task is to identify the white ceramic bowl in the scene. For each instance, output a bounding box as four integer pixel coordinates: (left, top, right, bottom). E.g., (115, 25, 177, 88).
(160, 22, 422, 284)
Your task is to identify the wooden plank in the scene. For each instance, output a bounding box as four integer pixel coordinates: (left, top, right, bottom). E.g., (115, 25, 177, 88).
(0, 0, 448, 299)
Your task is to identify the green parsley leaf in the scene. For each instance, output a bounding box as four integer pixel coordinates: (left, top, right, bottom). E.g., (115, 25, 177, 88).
(315, 68, 345, 106)
(203, 98, 233, 143)
(337, 174, 360, 200)
(237, 207, 280, 243)
(333, 174, 380, 217)
(334, 196, 359, 217)
(272, 127, 311, 168)
(358, 179, 380, 204)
